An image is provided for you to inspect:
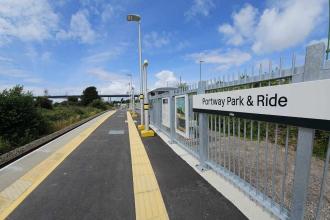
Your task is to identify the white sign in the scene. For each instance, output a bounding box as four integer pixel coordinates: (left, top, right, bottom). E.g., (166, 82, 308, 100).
(175, 95, 189, 137)
(162, 98, 170, 128)
(193, 79, 330, 130)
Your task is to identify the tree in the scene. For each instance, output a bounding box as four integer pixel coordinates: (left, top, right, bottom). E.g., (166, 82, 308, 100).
(0, 85, 48, 150)
(81, 86, 100, 106)
(35, 96, 53, 109)
(68, 96, 79, 104)
(89, 99, 107, 110)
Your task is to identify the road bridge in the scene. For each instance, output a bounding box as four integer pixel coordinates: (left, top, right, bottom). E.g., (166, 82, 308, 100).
(34, 94, 139, 99)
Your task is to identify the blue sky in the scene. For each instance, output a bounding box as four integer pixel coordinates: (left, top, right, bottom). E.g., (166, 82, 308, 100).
(0, 0, 327, 95)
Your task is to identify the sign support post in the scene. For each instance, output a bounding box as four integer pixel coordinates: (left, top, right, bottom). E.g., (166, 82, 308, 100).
(169, 91, 176, 144)
(197, 81, 208, 170)
(291, 43, 325, 220)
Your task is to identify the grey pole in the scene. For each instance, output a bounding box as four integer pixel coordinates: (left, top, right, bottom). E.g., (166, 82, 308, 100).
(169, 90, 175, 144)
(291, 43, 325, 220)
(127, 74, 133, 111)
(132, 87, 135, 112)
(197, 80, 208, 169)
(199, 60, 204, 82)
(127, 14, 143, 123)
(143, 60, 149, 130)
(138, 21, 144, 124)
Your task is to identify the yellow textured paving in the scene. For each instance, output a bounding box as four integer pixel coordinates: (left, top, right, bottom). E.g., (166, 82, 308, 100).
(127, 112, 169, 220)
(0, 111, 115, 220)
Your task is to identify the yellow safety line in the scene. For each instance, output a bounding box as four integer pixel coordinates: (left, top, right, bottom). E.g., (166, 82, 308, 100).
(0, 111, 115, 220)
(127, 112, 169, 220)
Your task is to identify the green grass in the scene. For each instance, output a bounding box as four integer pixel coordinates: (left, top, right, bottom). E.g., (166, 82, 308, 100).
(40, 106, 103, 132)
(0, 105, 104, 155)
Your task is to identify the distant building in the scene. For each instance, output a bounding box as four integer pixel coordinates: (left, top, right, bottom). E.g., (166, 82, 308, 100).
(149, 87, 177, 97)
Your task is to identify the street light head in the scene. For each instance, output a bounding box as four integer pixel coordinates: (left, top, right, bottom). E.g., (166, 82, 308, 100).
(127, 14, 141, 22)
(199, 60, 204, 63)
(143, 59, 149, 67)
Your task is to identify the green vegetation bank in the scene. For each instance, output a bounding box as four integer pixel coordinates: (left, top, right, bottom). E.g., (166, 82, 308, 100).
(0, 85, 113, 155)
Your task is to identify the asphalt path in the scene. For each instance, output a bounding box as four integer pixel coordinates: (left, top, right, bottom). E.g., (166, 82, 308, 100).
(137, 115, 247, 220)
(8, 109, 135, 220)
(5, 109, 246, 220)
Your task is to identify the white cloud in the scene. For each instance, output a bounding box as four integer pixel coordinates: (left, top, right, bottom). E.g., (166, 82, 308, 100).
(79, 1, 122, 23)
(218, 0, 326, 54)
(0, 68, 29, 78)
(57, 10, 96, 44)
(185, 0, 215, 20)
(307, 38, 327, 47)
(87, 68, 131, 94)
(0, 65, 43, 84)
(25, 46, 51, 62)
(187, 49, 251, 71)
(99, 81, 130, 95)
(41, 51, 52, 61)
(0, 0, 59, 45)
(83, 51, 118, 63)
(176, 41, 190, 51)
(23, 77, 43, 84)
(218, 4, 257, 46)
(101, 4, 115, 22)
(253, 0, 326, 53)
(154, 70, 178, 88)
(83, 44, 127, 63)
(87, 68, 127, 82)
(0, 56, 12, 63)
(144, 32, 171, 49)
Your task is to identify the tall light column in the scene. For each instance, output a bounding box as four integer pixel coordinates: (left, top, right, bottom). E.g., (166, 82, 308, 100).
(132, 87, 135, 111)
(127, 14, 143, 124)
(127, 73, 134, 111)
(143, 60, 149, 130)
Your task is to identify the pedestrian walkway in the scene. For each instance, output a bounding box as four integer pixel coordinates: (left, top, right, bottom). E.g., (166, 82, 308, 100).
(0, 109, 246, 220)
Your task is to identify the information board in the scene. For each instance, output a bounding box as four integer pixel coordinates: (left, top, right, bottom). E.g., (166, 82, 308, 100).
(175, 95, 189, 137)
(193, 79, 330, 130)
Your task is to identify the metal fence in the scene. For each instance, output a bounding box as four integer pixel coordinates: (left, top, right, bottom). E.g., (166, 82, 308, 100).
(149, 43, 330, 220)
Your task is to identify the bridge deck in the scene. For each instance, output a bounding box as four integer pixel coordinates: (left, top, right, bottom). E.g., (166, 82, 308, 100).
(0, 110, 246, 220)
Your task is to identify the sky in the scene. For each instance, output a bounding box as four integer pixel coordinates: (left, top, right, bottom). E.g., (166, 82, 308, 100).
(0, 0, 328, 96)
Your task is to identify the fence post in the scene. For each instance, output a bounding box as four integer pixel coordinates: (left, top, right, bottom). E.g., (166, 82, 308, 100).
(169, 91, 176, 144)
(197, 81, 208, 169)
(291, 43, 325, 220)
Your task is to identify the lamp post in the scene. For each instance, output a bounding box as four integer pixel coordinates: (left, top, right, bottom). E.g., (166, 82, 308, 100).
(199, 60, 204, 82)
(143, 60, 149, 130)
(127, 82, 131, 110)
(127, 73, 134, 111)
(127, 14, 143, 123)
(132, 87, 135, 111)
(139, 59, 154, 137)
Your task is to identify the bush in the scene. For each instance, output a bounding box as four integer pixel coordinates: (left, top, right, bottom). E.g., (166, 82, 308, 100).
(0, 86, 49, 149)
(35, 96, 53, 109)
(68, 96, 79, 104)
(89, 99, 108, 110)
(0, 85, 103, 155)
